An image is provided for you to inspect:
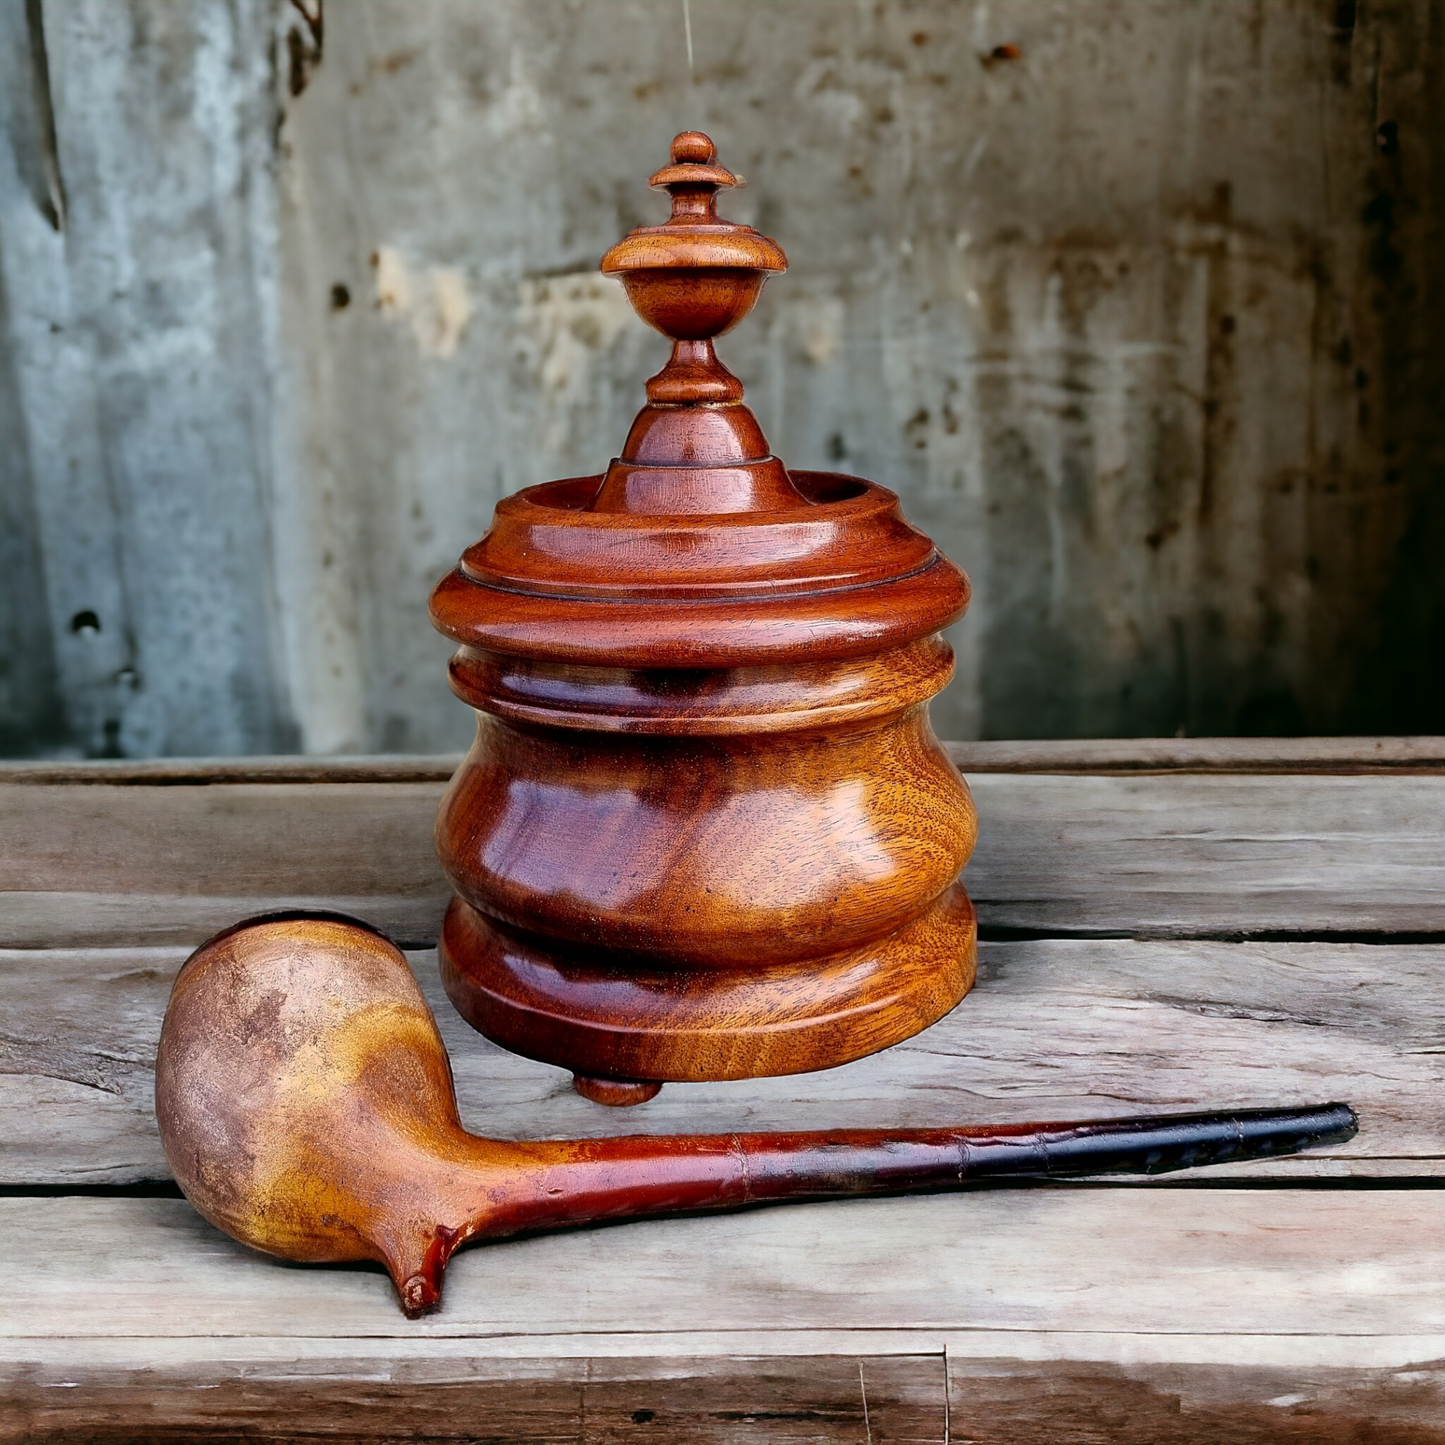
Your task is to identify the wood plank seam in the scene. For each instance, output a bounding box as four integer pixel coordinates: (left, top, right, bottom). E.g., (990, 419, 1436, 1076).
(4, 736, 1445, 785)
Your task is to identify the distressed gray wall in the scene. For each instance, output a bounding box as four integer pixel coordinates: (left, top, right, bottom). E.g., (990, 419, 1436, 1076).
(2, 0, 1442, 757)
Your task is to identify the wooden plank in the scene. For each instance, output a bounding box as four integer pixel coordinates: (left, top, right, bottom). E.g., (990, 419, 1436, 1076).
(10, 1330, 1445, 1371)
(965, 772, 1445, 937)
(4, 1190, 1442, 1341)
(4, 771, 1444, 948)
(0, 780, 452, 948)
(2, 938, 1438, 1187)
(6, 1350, 1445, 1444)
(0, 1352, 947, 1444)
(941, 1356, 1445, 1444)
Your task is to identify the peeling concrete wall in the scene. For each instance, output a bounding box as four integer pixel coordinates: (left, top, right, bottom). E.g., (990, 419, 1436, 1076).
(0, 0, 292, 757)
(2, 0, 1442, 756)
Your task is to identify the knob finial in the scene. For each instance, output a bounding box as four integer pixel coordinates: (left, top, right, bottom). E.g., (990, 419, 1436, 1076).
(600, 133, 786, 410)
(669, 130, 717, 165)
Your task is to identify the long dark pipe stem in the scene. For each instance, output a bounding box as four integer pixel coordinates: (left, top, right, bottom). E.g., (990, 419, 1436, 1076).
(487, 1103, 1359, 1239)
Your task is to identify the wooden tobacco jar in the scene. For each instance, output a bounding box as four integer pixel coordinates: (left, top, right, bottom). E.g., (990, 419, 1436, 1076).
(431, 133, 976, 1105)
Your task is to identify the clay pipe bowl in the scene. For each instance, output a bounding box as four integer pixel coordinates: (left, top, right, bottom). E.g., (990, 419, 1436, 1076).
(154, 913, 1358, 1317)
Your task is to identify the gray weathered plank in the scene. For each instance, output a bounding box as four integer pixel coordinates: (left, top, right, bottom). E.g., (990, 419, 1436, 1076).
(2, 938, 1437, 1185)
(0, 779, 452, 948)
(4, 770, 1445, 948)
(4, 1190, 1442, 1341)
(964, 771, 1445, 937)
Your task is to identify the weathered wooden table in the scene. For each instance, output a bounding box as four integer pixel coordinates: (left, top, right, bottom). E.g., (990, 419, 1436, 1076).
(3, 739, 1444, 1441)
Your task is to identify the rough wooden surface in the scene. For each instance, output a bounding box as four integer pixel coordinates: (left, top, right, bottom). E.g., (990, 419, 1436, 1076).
(4, 1190, 1443, 1436)
(2, 939, 1438, 1187)
(6, 1352, 1445, 1445)
(942, 1357, 1445, 1445)
(0, 1353, 951, 1445)
(5, 767, 1445, 949)
(0, 779, 451, 948)
(5, 752, 1443, 1437)
(6, 1349, 1445, 1445)
(4, 1190, 1444, 1341)
(963, 772, 1445, 937)
(14, 1352, 1443, 1445)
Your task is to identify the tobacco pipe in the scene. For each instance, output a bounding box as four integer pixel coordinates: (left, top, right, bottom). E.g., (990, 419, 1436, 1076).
(155, 913, 1358, 1317)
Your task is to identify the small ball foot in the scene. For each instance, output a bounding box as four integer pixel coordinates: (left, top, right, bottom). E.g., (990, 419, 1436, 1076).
(573, 1074, 663, 1107)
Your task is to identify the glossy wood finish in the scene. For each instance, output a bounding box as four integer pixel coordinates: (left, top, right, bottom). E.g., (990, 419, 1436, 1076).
(438, 884, 976, 1085)
(430, 134, 976, 1099)
(154, 914, 1355, 1317)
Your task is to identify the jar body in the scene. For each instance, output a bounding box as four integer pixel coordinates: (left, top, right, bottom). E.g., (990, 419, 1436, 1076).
(435, 640, 978, 1086)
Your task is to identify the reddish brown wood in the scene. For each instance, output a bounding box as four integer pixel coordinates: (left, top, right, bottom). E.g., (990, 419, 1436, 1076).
(154, 915, 1357, 1317)
(430, 133, 977, 1100)
(571, 1074, 663, 1107)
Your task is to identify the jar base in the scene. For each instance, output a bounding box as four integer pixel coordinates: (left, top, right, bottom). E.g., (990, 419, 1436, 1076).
(438, 884, 976, 1086)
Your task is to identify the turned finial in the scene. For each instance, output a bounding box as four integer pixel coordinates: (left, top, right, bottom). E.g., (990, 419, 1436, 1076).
(647, 130, 736, 223)
(664, 130, 720, 166)
(601, 132, 786, 413)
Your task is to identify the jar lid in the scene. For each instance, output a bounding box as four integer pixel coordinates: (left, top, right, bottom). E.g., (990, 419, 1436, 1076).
(431, 133, 968, 668)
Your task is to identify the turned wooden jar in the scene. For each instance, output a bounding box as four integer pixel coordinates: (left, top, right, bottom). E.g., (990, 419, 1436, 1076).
(430, 133, 976, 1105)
